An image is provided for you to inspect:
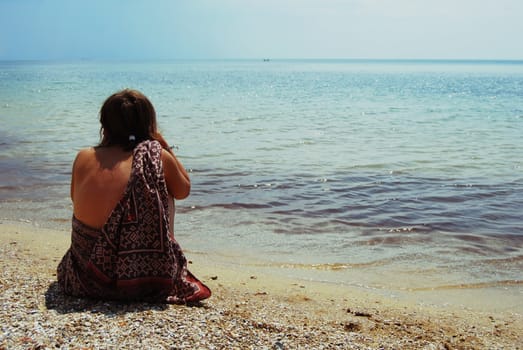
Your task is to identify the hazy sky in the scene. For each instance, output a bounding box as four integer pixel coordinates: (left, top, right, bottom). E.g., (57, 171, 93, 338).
(1, 0, 522, 60)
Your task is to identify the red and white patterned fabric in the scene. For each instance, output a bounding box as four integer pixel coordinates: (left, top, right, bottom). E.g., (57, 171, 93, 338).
(57, 140, 211, 303)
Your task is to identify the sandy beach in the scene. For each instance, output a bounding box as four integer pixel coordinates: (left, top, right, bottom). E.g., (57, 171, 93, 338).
(1, 220, 521, 349)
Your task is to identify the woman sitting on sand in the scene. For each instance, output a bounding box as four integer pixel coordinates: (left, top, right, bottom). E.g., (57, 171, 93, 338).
(57, 89, 211, 304)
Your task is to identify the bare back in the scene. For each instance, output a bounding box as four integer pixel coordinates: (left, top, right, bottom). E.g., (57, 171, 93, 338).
(71, 144, 187, 231)
(71, 147, 133, 229)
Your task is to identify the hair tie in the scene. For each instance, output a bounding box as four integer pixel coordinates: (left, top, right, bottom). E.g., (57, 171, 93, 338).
(129, 135, 136, 142)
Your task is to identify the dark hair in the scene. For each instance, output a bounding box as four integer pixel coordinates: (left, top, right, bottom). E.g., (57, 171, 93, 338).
(99, 89, 157, 151)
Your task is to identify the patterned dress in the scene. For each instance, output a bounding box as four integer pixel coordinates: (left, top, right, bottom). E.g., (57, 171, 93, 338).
(57, 140, 211, 303)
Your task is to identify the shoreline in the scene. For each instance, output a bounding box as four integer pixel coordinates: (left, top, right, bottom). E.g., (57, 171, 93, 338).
(1, 220, 522, 348)
(3, 218, 522, 315)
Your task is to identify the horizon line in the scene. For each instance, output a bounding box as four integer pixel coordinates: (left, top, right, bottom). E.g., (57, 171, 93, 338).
(1, 57, 523, 63)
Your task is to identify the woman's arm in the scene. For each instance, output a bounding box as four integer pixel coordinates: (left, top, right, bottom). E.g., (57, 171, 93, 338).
(162, 150, 191, 199)
(70, 155, 77, 201)
(70, 149, 87, 201)
(155, 133, 190, 199)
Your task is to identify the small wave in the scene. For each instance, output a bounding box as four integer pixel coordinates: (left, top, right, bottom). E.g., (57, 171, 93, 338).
(351, 233, 434, 247)
(452, 233, 487, 243)
(184, 202, 273, 211)
(50, 217, 69, 223)
(190, 168, 251, 177)
(0, 185, 21, 191)
(247, 260, 391, 270)
(411, 279, 523, 291)
(480, 255, 523, 265)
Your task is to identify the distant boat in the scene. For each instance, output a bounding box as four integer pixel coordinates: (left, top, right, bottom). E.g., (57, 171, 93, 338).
(263, 58, 270, 62)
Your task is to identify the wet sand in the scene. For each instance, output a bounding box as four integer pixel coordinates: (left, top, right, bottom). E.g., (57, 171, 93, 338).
(1, 220, 522, 349)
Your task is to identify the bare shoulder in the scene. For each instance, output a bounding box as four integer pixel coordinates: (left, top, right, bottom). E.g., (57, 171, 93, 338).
(160, 148, 175, 162)
(160, 148, 185, 171)
(73, 147, 96, 168)
(77, 147, 96, 156)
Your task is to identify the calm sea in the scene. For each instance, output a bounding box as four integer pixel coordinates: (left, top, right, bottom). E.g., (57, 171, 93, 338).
(1, 60, 522, 305)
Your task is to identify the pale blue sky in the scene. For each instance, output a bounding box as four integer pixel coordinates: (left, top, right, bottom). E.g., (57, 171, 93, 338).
(1, 0, 522, 60)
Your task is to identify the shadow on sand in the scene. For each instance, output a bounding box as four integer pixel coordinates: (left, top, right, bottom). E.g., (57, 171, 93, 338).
(45, 281, 206, 315)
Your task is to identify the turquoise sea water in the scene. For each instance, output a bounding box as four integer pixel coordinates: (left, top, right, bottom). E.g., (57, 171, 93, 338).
(1, 60, 522, 306)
